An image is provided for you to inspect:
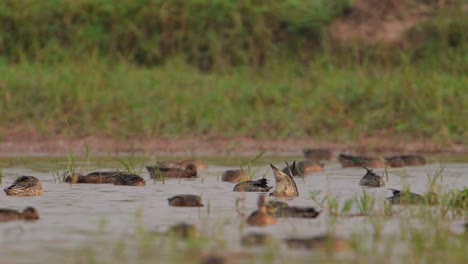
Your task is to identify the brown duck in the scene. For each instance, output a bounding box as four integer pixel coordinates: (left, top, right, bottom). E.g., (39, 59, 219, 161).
(246, 195, 278, 226)
(65, 171, 117, 184)
(386, 154, 427, 167)
(146, 164, 197, 179)
(302, 148, 332, 161)
(0, 207, 40, 222)
(222, 169, 250, 183)
(281, 160, 324, 176)
(168, 194, 204, 207)
(4, 176, 43, 196)
(65, 171, 145, 186)
(338, 154, 387, 168)
(157, 159, 207, 170)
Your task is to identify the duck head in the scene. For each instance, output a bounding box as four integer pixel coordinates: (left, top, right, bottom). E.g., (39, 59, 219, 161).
(22, 207, 40, 220)
(184, 164, 198, 177)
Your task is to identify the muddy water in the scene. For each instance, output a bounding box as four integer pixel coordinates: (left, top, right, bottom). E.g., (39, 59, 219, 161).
(0, 156, 467, 263)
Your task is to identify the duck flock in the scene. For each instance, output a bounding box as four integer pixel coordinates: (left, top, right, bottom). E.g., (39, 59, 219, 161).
(1, 148, 467, 252)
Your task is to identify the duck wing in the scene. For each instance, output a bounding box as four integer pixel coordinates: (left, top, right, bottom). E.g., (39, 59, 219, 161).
(10, 176, 40, 189)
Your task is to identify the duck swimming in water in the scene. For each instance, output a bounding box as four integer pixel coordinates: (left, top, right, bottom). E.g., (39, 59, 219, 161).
(246, 195, 278, 226)
(338, 154, 387, 168)
(241, 232, 274, 247)
(65, 171, 117, 184)
(387, 189, 439, 205)
(113, 174, 146, 186)
(359, 167, 386, 187)
(65, 171, 145, 186)
(281, 160, 324, 176)
(4, 176, 43, 196)
(233, 178, 272, 192)
(270, 163, 299, 198)
(267, 201, 320, 218)
(302, 148, 332, 161)
(386, 154, 427, 167)
(0, 207, 40, 222)
(146, 164, 198, 179)
(168, 195, 204, 207)
(285, 235, 350, 251)
(166, 222, 200, 239)
(156, 159, 207, 171)
(222, 169, 250, 183)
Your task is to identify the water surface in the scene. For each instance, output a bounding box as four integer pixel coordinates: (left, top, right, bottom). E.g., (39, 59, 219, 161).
(0, 155, 467, 263)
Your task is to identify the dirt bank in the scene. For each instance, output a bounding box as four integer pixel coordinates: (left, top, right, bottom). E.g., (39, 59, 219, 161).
(329, 0, 432, 45)
(0, 134, 465, 157)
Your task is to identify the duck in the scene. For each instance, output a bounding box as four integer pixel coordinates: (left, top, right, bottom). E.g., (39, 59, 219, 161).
(281, 160, 324, 176)
(267, 201, 320, 218)
(270, 163, 299, 198)
(221, 169, 250, 183)
(156, 159, 207, 171)
(302, 148, 332, 161)
(233, 178, 272, 192)
(0, 207, 40, 222)
(4, 176, 44, 196)
(168, 194, 204, 207)
(65, 171, 145, 186)
(113, 173, 146, 186)
(285, 235, 350, 251)
(246, 195, 278, 226)
(386, 154, 426, 167)
(64, 171, 117, 184)
(166, 222, 200, 239)
(359, 167, 386, 187)
(241, 232, 274, 246)
(146, 164, 197, 179)
(387, 189, 439, 205)
(338, 154, 387, 168)
(385, 156, 406, 167)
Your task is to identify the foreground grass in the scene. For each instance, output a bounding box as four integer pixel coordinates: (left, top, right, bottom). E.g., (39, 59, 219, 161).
(1, 57, 466, 144)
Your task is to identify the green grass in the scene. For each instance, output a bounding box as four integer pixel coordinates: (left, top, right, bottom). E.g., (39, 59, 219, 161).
(0, 0, 352, 67)
(1, 56, 466, 143)
(0, 0, 466, 144)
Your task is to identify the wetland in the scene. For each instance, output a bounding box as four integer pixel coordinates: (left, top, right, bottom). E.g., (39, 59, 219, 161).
(0, 154, 467, 263)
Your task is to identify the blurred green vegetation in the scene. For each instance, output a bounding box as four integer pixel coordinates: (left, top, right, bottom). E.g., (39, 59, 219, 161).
(0, 0, 466, 144)
(0, 0, 353, 68)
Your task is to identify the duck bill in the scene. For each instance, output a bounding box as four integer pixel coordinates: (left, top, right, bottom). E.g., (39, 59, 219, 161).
(270, 164, 286, 182)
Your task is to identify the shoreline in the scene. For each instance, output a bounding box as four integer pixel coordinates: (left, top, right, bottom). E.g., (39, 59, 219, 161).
(0, 135, 465, 157)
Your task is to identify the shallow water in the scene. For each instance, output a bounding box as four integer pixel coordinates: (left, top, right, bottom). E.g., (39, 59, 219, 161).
(0, 155, 467, 263)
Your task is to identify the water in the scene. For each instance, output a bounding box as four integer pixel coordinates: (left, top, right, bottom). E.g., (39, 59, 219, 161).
(0, 155, 467, 263)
